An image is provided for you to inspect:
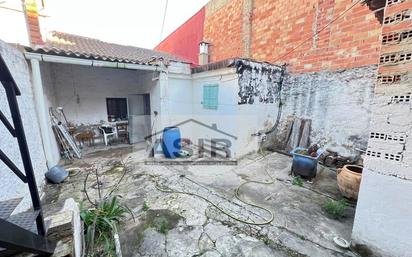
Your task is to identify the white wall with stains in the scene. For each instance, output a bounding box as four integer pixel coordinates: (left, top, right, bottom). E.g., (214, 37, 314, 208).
(267, 66, 377, 157)
(162, 62, 283, 158)
(0, 40, 47, 213)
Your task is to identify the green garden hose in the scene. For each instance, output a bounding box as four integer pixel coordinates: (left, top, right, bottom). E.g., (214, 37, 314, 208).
(155, 150, 277, 226)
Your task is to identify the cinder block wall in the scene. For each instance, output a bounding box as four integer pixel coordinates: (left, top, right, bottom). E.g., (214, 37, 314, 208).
(351, 0, 412, 256)
(203, 0, 382, 72)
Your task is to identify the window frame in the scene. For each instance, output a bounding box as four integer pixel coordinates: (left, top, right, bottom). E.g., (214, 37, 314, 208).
(106, 97, 128, 121)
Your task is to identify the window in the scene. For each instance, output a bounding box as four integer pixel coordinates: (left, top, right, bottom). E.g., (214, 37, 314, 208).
(203, 84, 219, 109)
(106, 98, 128, 121)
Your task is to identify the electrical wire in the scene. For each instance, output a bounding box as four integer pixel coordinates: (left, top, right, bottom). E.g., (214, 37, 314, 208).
(159, 0, 169, 42)
(272, 0, 364, 64)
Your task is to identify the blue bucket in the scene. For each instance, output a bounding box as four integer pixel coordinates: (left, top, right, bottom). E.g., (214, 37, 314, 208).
(290, 147, 324, 179)
(162, 127, 181, 158)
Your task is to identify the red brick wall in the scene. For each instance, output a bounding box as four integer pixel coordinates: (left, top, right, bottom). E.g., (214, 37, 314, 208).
(155, 8, 205, 65)
(203, 0, 244, 63)
(203, 0, 383, 72)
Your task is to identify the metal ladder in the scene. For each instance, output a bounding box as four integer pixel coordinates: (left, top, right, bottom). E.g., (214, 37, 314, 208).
(0, 54, 55, 256)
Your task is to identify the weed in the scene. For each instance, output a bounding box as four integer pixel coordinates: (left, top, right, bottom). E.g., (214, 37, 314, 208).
(292, 176, 304, 187)
(322, 199, 347, 219)
(158, 219, 169, 234)
(258, 235, 273, 245)
(142, 201, 150, 212)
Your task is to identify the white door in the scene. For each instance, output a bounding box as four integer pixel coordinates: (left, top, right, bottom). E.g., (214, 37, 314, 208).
(128, 94, 151, 144)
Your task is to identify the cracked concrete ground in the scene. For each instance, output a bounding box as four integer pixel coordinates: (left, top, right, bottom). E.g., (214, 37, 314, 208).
(42, 144, 357, 257)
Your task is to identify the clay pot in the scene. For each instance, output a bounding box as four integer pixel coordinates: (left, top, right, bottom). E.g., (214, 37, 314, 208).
(337, 165, 363, 200)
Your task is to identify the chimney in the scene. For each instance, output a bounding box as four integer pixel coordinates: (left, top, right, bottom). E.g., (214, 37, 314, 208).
(199, 41, 209, 65)
(23, 0, 44, 46)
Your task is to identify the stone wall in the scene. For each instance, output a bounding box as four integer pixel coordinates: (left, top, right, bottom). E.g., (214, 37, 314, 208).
(0, 40, 47, 212)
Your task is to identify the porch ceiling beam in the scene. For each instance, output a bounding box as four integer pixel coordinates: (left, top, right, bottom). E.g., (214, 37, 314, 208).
(24, 52, 165, 72)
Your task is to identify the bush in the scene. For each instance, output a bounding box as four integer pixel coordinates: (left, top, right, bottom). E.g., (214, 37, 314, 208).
(80, 197, 131, 256)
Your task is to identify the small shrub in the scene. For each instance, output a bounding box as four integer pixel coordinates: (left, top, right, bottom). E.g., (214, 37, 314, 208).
(80, 197, 132, 256)
(292, 176, 303, 187)
(322, 199, 347, 219)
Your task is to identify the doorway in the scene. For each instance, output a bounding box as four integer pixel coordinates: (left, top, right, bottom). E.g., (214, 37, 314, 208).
(128, 94, 151, 144)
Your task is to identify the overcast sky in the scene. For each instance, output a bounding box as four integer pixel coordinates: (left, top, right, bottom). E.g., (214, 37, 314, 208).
(0, 0, 209, 48)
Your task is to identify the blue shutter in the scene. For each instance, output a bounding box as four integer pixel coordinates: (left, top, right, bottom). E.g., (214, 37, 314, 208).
(203, 84, 219, 109)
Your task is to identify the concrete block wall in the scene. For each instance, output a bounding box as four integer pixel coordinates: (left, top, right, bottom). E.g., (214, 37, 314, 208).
(352, 0, 412, 256)
(203, 0, 382, 72)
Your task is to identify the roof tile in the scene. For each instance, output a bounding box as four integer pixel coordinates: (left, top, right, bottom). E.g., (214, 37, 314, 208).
(26, 31, 187, 64)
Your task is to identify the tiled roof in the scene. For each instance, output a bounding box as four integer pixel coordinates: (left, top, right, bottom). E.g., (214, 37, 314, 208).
(26, 31, 186, 64)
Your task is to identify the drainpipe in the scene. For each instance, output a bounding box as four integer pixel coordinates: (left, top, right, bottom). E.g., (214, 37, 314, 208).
(30, 58, 53, 168)
(25, 52, 165, 72)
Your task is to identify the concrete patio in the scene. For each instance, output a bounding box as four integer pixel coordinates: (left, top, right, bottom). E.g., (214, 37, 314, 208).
(42, 146, 357, 257)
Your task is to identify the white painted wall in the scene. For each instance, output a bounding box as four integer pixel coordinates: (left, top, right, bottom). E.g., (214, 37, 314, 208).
(39, 62, 61, 166)
(0, 40, 47, 213)
(192, 68, 251, 157)
(351, 60, 412, 256)
(279, 66, 377, 157)
(352, 170, 412, 257)
(161, 66, 278, 158)
(42, 63, 158, 125)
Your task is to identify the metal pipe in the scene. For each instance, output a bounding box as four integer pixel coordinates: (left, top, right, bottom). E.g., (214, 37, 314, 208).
(30, 58, 54, 168)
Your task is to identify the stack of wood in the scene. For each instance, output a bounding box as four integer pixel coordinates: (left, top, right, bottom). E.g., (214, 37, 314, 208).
(284, 118, 312, 151)
(319, 149, 357, 168)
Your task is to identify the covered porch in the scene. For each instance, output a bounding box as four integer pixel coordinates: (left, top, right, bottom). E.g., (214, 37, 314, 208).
(25, 52, 165, 165)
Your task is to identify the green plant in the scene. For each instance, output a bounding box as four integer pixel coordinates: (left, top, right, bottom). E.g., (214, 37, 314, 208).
(158, 219, 169, 234)
(322, 199, 347, 219)
(292, 176, 303, 187)
(80, 196, 131, 256)
(142, 201, 150, 211)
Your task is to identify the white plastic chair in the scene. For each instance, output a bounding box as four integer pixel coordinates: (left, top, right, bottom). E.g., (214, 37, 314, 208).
(99, 124, 118, 146)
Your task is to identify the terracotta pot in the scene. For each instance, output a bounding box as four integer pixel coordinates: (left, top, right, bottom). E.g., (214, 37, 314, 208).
(337, 165, 363, 200)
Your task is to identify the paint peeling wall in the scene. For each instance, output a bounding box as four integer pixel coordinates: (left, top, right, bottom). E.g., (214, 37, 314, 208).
(235, 59, 284, 105)
(267, 65, 377, 157)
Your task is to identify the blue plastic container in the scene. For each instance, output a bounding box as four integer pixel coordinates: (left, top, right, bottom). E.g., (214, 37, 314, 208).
(162, 127, 181, 158)
(45, 165, 69, 184)
(290, 147, 324, 179)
